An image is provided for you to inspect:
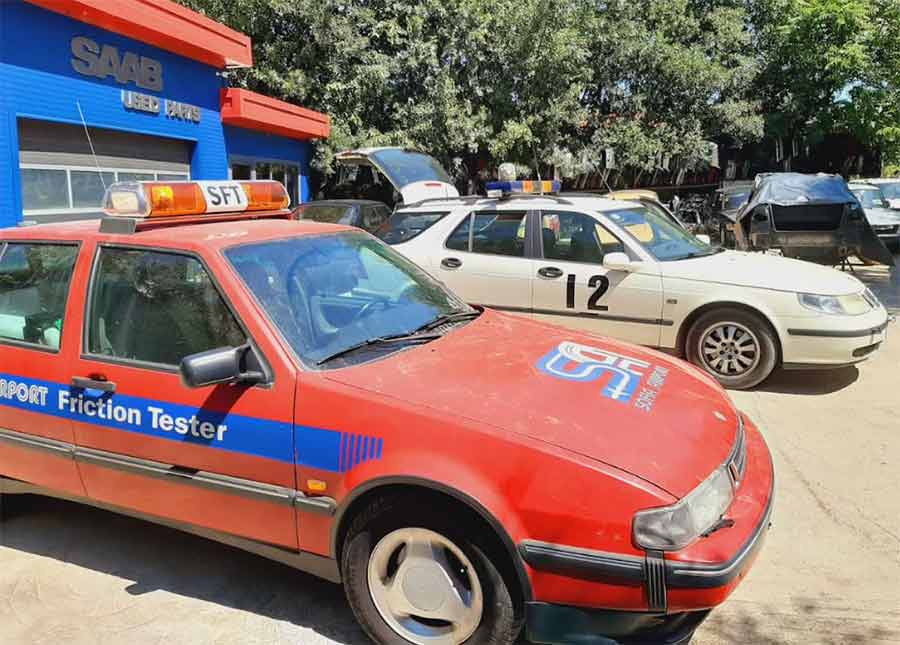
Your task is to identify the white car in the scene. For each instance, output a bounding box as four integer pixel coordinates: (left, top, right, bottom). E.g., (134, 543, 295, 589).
(338, 149, 890, 389)
(849, 183, 900, 250)
(861, 178, 900, 210)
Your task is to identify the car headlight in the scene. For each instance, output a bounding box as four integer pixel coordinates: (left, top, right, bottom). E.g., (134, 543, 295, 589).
(798, 292, 872, 315)
(633, 465, 734, 551)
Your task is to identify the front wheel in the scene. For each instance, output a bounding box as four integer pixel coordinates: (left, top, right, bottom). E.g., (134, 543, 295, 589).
(341, 496, 521, 645)
(685, 308, 778, 390)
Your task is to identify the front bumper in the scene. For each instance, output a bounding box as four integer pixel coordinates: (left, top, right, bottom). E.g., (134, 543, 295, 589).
(526, 604, 709, 645)
(780, 307, 890, 367)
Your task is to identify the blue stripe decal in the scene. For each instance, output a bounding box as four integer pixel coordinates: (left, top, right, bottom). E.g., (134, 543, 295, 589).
(0, 372, 383, 473)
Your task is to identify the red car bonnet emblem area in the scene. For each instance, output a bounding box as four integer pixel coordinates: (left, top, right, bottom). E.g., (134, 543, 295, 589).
(536, 341, 669, 412)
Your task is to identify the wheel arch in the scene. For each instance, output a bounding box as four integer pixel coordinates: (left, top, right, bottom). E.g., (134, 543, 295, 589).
(675, 300, 784, 364)
(332, 476, 533, 603)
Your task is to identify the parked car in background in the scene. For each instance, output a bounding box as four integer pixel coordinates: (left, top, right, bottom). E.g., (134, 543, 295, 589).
(734, 173, 894, 266)
(711, 182, 754, 246)
(293, 199, 392, 234)
(849, 183, 900, 251)
(862, 178, 900, 210)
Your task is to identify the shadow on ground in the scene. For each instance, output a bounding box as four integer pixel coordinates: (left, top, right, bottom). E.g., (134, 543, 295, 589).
(701, 597, 900, 645)
(758, 365, 859, 395)
(1, 495, 371, 645)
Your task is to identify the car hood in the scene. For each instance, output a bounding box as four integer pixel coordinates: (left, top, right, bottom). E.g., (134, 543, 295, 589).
(324, 310, 740, 498)
(661, 250, 863, 296)
(865, 207, 900, 226)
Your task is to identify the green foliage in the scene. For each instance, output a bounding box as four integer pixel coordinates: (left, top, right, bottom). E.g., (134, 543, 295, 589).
(179, 0, 899, 176)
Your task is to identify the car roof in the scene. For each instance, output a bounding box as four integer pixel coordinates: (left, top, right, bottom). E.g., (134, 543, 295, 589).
(848, 183, 878, 190)
(400, 193, 638, 213)
(302, 199, 388, 207)
(861, 178, 900, 184)
(1, 215, 355, 253)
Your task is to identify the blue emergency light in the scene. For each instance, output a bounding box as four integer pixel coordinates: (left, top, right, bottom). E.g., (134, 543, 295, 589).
(486, 180, 562, 198)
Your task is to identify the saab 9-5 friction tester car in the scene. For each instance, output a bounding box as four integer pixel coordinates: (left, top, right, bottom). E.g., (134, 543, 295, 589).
(0, 180, 773, 645)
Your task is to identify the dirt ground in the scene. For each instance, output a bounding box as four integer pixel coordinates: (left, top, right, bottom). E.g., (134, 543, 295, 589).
(1, 259, 898, 645)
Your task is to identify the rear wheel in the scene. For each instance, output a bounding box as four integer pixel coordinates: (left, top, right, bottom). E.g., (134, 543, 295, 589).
(341, 496, 521, 645)
(686, 308, 778, 390)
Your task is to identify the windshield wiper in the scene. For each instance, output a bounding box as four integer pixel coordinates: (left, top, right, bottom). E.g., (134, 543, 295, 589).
(414, 310, 482, 333)
(316, 332, 444, 365)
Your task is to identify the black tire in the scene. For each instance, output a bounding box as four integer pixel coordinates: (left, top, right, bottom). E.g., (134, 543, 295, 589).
(685, 307, 778, 390)
(341, 495, 522, 645)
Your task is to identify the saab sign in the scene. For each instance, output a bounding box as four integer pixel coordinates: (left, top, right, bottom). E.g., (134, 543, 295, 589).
(70, 36, 163, 92)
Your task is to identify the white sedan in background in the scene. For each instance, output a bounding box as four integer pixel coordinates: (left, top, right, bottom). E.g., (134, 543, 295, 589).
(338, 149, 890, 388)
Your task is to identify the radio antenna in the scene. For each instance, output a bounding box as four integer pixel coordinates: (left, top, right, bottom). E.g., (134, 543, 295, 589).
(76, 100, 107, 190)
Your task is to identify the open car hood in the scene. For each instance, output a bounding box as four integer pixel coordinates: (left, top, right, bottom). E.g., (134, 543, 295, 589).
(335, 148, 459, 204)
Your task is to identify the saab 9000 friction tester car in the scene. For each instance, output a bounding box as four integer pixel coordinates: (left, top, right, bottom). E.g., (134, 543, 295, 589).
(0, 180, 773, 645)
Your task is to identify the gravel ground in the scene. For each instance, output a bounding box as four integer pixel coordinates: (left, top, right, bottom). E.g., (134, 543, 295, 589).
(1, 258, 898, 645)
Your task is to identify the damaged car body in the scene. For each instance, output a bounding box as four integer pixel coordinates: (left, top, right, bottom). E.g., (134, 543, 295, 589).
(734, 173, 894, 266)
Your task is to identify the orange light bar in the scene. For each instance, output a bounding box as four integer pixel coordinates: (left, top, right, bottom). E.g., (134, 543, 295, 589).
(240, 181, 291, 211)
(145, 182, 206, 217)
(103, 180, 291, 218)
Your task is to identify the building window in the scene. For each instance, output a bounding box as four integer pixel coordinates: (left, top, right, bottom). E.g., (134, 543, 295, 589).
(19, 165, 190, 216)
(230, 159, 300, 207)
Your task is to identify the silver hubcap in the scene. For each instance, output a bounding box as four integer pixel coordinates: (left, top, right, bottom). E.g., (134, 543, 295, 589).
(367, 528, 483, 644)
(698, 322, 761, 377)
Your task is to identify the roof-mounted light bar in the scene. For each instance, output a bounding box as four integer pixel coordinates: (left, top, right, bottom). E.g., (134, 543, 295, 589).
(486, 180, 562, 199)
(103, 180, 290, 219)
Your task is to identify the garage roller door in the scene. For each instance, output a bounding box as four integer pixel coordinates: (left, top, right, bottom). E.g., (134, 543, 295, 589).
(17, 118, 192, 224)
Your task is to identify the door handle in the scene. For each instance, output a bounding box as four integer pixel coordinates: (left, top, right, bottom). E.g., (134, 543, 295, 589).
(537, 266, 564, 279)
(71, 376, 116, 393)
(441, 257, 462, 270)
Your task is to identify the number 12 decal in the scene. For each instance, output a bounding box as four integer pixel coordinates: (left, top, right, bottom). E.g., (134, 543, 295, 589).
(566, 274, 610, 310)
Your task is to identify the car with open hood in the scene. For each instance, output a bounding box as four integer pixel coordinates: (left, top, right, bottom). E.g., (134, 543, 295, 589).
(0, 179, 773, 645)
(849, 183, 900, 251)
(352, 151, 890, 390)
(733, 173, 894, 266)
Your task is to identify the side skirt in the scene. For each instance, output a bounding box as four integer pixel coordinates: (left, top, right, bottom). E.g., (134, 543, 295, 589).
(0, 476, 342, 584)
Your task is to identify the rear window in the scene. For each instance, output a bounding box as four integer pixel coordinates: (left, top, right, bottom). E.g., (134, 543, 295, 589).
(299, 204, 355, 225)
(375, 211, 450, 244)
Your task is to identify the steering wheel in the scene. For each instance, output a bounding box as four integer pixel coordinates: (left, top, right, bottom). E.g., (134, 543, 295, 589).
(352, 298, 388, 322)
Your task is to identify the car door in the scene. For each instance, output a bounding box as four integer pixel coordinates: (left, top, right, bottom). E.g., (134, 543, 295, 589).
(530, 210, 665, 347)
(436, 208, 536, 313)
(0, 239, 85, 496)
(68, 242, 299, 549)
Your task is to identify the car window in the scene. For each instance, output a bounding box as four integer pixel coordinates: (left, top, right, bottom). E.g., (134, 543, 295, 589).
(300, 204, 356, 226)
(877, 183, 900, 199)
(0, 242, 78, 349)
(87, 248, 246, 367)
(540, 211, 623, 263)
(361, 205, 391, 231)
(375, 210, 450, 244)
(446, 211, 527, 257)
(604, 207, 717, 261)
(852, 189, 888, 209)
(225, 231, 467, 366)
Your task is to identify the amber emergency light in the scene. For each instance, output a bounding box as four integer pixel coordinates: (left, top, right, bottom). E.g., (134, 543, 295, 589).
(103, 180, 290, 219)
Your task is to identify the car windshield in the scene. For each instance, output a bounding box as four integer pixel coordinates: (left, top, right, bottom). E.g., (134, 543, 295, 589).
(725, 192, 750, 209)
(877, 182, 900, 199)
(604, 206, 719, 261)
(225, 231, 470, 367)
(298, 203, 355, 225)
(369, 149, 453, 188)
(852, 189, 888, 209)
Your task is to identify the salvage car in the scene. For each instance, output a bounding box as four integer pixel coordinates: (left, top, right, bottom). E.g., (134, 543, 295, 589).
(849, 183, 900, 251)
(733, 173, 894, 266)
(711, 182, 754, 246)
(0, 179, 773, 645)
(293, 199, 392, 234)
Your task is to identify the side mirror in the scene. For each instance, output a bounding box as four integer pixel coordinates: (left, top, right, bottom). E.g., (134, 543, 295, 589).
(696, 234, 712, 245)
(179, 344, 266, 388)
(603, 251, 637, 272)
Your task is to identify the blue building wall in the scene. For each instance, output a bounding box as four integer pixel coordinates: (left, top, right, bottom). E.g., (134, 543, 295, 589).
(0, 0, 312, 227)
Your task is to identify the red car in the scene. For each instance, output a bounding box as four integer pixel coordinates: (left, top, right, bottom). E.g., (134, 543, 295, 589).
(0, 180, 773, 644)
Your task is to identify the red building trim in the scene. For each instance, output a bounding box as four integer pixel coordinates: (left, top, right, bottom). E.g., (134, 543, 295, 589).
(27, 0, 252, 69)
(220, 89, 331, 141)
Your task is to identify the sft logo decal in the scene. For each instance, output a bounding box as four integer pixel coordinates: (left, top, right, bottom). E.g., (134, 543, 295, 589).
(536, 341, 669, 410)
